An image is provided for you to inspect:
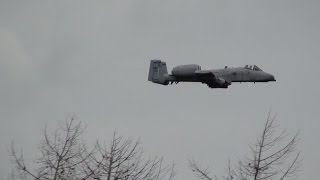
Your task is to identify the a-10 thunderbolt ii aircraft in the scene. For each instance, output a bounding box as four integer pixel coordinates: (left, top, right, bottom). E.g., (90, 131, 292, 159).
(148, 60, 276, 89)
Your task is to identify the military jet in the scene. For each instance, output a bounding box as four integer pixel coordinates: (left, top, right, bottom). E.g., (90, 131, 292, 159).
(148, 60, 275, 89)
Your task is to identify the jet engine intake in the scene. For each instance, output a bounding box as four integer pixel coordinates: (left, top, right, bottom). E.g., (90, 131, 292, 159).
(171, 64, 201, 77)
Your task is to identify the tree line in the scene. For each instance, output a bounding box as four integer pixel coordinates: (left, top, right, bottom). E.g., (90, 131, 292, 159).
(9, 113, 301, 180)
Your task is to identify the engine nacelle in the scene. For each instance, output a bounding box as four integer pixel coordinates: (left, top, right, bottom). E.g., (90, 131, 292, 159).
(171, 64, 201, 77)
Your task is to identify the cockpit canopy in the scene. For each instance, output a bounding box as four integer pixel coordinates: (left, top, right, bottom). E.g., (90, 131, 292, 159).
(244, 65, 262, 71)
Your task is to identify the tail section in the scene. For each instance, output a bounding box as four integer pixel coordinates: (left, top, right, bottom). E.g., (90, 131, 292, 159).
(148, 60, 169, 85)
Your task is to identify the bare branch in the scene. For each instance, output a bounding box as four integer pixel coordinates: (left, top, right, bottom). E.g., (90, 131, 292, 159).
(189, 159, 213, 180)
(190, 112, 301, 180)
(86, 131, 175, 180)
(235, 114, 301, 180)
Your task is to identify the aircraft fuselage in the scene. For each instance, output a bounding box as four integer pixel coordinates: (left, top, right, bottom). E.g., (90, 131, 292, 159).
(148, 60, 276, 89)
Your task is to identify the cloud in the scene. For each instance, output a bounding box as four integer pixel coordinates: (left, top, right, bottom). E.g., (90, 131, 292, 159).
(0, 28, 35, 84)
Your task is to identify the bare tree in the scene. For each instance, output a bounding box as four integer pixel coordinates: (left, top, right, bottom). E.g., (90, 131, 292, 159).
(10, 115, 93, 179)
(82, 131, 176, 180)
(10, 116, 175, 180)
(190, 113, 301, 180)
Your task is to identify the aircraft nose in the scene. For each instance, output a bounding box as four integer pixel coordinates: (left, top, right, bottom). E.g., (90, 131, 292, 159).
(268, 74, 276, 81)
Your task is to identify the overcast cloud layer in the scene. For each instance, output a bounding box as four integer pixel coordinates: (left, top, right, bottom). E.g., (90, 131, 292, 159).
(1, 1, 319, 179)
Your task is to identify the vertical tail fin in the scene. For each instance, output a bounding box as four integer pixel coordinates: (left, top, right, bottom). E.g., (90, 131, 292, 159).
(148, 60, 169, 85)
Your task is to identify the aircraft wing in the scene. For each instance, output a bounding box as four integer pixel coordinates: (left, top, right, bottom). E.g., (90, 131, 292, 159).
(195, 70, 231, 88)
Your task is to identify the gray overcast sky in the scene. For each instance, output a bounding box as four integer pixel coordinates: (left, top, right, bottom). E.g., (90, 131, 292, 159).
(0, 0, 319, 179)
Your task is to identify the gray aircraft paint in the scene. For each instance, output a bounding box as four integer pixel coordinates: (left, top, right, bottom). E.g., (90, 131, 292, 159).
(148, 60, 275, 88)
